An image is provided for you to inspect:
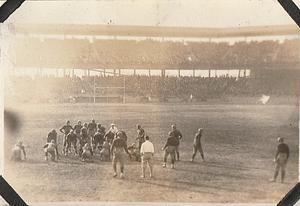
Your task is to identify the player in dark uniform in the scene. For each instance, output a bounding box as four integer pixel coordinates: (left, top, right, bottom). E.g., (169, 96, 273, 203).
(191, 128, 204, 162)
(59, 120, 73, 155)
(170, 124, 183, 161)
(83, 122, 88, 129)
(73, 120, 83, 141)
(105, 125, 116, 144)
(47, 129, 59, 159)
(117, 130, 128, 143)
(65, 130, 78, 155)
(79, 126, 89, 157)
(270, 137, 290, 183)
(110, 134, 131, 178)
(136, 124, 145, 150)
(47, 129, 57, 143)
(162, 132, 179, 169)
(88, 119, 97, 140)
(93, 124, 105, 152)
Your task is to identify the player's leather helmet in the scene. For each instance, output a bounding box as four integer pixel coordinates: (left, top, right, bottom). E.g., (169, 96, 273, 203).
(278, 137, 284, 143)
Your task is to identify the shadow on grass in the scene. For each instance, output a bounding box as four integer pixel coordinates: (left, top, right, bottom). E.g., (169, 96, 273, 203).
(126, 177, 218, 195)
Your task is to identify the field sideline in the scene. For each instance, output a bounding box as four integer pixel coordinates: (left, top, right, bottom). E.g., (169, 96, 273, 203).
(3, 103, 299, 203)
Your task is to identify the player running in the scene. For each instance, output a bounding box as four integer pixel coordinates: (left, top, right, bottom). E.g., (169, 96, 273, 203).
(11, 140, 26, 161)
(59, 120, 73, 155)
(162, 132, 179, 169)
(270, 137, 290, 183)
(43, 139, 58, 161)
(191, 128, 205, 162)
(136, 124, 145, 150)
(170, 124, 183, 161)
(110, 133, 131, 178)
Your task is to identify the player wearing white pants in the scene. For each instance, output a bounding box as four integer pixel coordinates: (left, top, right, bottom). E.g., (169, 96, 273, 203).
(140, 136, 154, 178)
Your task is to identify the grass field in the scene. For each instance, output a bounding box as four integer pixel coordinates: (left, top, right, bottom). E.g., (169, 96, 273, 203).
(3, 102, 299, 204)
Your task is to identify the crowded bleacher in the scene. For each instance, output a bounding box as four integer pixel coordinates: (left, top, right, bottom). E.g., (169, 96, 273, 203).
(10, 38, 300, 69)
(6, 38, 300, 103)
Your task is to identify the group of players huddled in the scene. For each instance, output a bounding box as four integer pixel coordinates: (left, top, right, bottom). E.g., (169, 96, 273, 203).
(11, 120, 290, 182)
(46, 120, 131, 162)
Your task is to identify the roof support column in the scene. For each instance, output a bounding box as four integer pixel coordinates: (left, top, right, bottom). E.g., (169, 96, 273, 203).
(161, 69, 165, 77)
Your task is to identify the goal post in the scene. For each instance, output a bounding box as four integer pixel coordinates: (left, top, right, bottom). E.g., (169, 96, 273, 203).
(92, 75, 126, 103)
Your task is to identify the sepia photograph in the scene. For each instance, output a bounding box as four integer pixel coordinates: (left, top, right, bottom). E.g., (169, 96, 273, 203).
(0, 0, 299, 204)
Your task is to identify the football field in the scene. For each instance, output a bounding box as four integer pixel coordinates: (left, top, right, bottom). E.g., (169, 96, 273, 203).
(3, 103, 299, 203)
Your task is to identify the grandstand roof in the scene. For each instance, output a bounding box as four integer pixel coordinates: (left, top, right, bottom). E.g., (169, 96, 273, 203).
(10, 23, 299, 38)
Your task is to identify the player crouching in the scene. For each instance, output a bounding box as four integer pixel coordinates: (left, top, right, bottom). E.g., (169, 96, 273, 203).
(127, 143, 141, 162)
(100, 140, 110, 161)
(81, 143, 93, 162)
(43, 140, 58, 162)
(11, 140, 27, 162)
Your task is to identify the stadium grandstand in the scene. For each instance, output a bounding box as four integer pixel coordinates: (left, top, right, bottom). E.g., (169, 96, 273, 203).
(3, 23, 300, 103)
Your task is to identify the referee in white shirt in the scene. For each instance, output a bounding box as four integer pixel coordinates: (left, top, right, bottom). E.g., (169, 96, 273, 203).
(140, 136, 154, 178)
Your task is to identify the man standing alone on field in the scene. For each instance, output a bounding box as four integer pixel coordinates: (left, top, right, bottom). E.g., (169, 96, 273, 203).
(140, 136, 154, 178)
(170, 124, 182, 161)
(270, 137, 290, 183)
(191, 128, 205, 162)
